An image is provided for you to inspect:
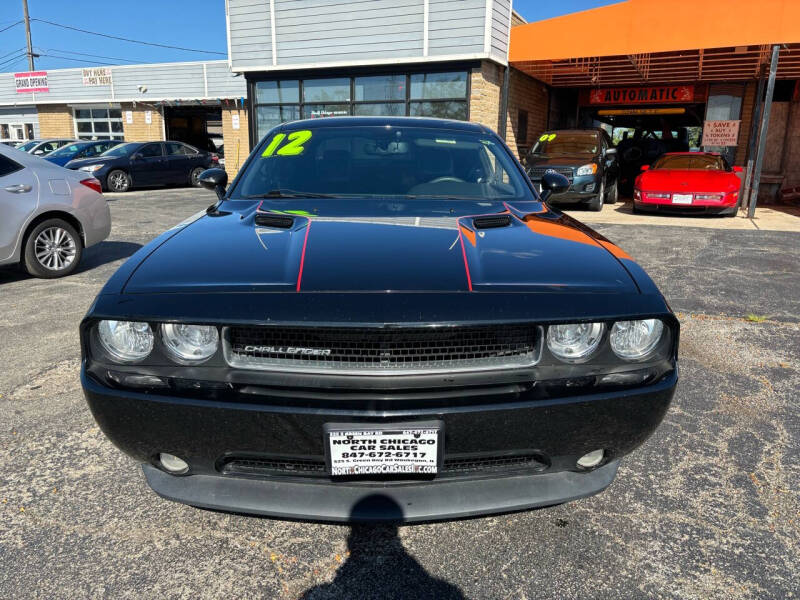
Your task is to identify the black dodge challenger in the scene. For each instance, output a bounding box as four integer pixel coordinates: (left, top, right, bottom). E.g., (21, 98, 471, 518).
(80, 117, 678, 522)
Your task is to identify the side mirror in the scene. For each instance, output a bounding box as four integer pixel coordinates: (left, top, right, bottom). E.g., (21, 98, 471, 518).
(131, 153, 142, 161)
(605, 148, 617, 156)
(640, 165, 650, 172)
(539, 172, 570, 202)
(198, 167, 228, 200)
(732, 166, 744, 173)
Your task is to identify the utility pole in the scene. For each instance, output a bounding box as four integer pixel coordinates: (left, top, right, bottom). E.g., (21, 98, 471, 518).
(22, 0, 34, 71)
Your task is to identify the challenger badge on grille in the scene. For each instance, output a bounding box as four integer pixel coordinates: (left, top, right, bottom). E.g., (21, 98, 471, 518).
(235, 345, 332, 356)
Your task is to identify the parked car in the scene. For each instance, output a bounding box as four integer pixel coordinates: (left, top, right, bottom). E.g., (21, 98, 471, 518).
(16, 138, 77, 156)
(80, 117, 678, 523)
(44, 140, 121, 167)
(617, 127, 691, 195)
(0, 143, 110, 278)
(524, 128, 619, 211)
(633, 152, 743, 216)
(65, 141, 218, 192)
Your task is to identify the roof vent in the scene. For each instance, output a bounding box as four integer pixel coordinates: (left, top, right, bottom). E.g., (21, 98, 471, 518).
(473, 214, 512, 229)
(255, 213, 294, 228)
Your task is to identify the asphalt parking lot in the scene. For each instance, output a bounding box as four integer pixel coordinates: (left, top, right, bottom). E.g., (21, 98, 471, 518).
(1, 188, 798, 599)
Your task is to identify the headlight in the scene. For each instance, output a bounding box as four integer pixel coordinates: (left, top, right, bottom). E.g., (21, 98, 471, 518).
(576, 164, 597, 176)
(79, 164, 103, 172)
(547, 322, 604, 361)
(98, 320, 154, 362)
(161, 324, 219, 362)
(610, 319, 664, 359)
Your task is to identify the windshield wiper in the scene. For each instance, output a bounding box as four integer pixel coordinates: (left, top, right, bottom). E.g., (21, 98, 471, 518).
(245, 189, 335, 199)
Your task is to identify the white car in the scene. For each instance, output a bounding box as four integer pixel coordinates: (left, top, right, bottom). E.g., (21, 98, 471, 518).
(0, 144, 111, 278)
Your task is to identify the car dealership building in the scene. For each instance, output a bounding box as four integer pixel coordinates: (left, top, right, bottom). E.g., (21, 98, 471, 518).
(2, 0, 800, 209)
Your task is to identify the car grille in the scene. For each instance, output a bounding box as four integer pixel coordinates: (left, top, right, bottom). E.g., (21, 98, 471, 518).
(528, 166, 574, 180)
(224, 324, 540, 374)
(220, 452, 549, 479)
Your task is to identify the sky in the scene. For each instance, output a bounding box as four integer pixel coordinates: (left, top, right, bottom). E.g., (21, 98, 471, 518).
(0, 0, 623, 72)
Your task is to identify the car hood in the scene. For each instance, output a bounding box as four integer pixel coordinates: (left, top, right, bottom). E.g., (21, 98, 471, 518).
(639, 169, 740, 193)
(122, 199, 638, 294)
(527, 155, 595, 168)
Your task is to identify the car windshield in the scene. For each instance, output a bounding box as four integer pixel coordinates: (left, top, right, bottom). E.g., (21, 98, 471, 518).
(530, 132, 599, 156)
(100, 143, 138, 157)
(231, 125, 529, 200)
(48, 143, 85, 157)
(653, 154, 725, 170)
(17, 141, 38, 152)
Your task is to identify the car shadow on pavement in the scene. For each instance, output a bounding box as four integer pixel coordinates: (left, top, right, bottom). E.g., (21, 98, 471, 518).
(77, 241, 143, 272)
(300, 495, 466, 600)
(0, 241, 142, 285)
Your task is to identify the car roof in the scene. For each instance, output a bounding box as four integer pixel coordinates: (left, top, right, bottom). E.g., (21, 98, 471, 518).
(277, 116, 490, 134)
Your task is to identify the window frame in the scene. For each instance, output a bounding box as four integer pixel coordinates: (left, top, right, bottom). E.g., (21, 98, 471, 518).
(73, 104, 124, 141)
(248, 63, 476, 146)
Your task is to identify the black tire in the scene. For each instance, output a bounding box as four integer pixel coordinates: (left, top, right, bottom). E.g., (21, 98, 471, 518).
(605, 179, 619, 204)
(23, 218, 83, 278)
(107, 169, 131, 193)
(587, 180, 604, 211)
(190, 166, 205, 187)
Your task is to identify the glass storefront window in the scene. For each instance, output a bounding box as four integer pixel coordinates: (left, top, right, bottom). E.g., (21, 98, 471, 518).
(355, 75, 406, 102)
(303, 78, 351, 103)
(257, 105, 301, 139)
(409, 101, 468, 120)
(256, 80, 300, 104)
(410, 72, 468, 100)
(253, 70, 470, 137)
(305, 104, 351, 119)
(353, 103, 405, 117)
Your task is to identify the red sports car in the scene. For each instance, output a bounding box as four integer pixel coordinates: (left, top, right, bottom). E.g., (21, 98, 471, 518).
(633, 152, 743, 217)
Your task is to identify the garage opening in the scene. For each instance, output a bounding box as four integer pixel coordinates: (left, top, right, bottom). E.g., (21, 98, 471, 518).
(163, 104, 223, 157)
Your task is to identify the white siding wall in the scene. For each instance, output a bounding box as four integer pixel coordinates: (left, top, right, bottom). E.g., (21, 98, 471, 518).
(227, 0, 507, 71)
(490, 0, 512, 61)
(0, 61, 245, 106)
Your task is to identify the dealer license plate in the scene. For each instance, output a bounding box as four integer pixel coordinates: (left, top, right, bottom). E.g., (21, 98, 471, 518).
(325, 424, 441, 476)
(672, 193, 693, 205)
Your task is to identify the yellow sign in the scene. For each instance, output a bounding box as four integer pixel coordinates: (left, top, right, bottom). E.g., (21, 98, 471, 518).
(597, 108, 686, 116)
(261, 130, 313, 157)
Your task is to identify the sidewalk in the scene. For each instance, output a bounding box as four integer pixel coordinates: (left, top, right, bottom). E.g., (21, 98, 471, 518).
(563, 202, 800, 232)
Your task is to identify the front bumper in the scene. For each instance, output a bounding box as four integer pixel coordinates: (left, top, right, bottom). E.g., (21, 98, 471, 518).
(82, 368, 676, 522)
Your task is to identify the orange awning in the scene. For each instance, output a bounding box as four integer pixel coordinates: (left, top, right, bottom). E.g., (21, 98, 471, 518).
(510, 0, 800, 86)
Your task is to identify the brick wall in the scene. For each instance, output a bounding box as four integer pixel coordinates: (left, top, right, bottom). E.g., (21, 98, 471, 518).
(506, 68, 548, 157)
(221, 105, 250, 179)
(37, 104, 74, 138)
(469, 62, 503, 133)
(120, 103, 165, 142)
(468, 61, 550, 158)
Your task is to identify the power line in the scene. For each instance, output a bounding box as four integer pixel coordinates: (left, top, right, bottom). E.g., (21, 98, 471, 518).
(36, 47, 146, 64)
(37, 53, 128, 67)
(31, 18, 226, 56)
(0, 20, 23, 34)
(0, 47, 25, 61)
(0, 53, 27, 69)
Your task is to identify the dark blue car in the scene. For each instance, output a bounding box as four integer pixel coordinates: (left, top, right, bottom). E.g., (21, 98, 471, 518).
(65, 140, 218, 192)
(43, 140, 121, 167)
